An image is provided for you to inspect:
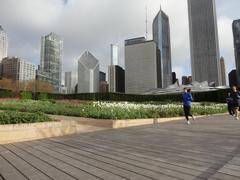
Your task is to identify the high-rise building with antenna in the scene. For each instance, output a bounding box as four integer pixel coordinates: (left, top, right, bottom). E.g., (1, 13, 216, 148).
(152, 7, 172, 88)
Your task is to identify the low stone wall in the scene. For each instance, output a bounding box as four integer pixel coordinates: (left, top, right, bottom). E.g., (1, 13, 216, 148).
(0, 120, 106, 144)
(0, 115, 207, 144)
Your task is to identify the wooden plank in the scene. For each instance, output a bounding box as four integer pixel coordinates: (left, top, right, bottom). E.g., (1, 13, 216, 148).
(16, 142, 128, 180)
(4, 144, 76, 180)
(30, 140, 180, 180)
(12, 143, 101, 180)
(22, 141, 153, 180)
(0, 154, 26, 180)
(1, 146, 50, 180)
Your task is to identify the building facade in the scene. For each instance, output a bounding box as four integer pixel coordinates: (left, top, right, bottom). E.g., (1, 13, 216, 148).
(108, 65, 125, 93)
(78, 51, 99, 93)
(99, 71, 106, 82)
(229, 70, 237, 88)
(172, 72, 177, 84)
(65, 72, 74, 94)
(153, 8, 172, 88)
(110, 44, 119, 66)
(38, 32, 63, 92)
(1, 57, 35, 81)
(182, 76, 188, 85)
(125, 38, 159, 94)
(0, 26, 8, 62)
(220, 57, 227, 86)
(188, 0, 222, 86)
(233, 19, 240, 86)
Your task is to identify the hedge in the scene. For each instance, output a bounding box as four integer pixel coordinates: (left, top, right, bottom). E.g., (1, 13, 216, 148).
(0, 88, 230, 103)
(0, 89, 15, 98)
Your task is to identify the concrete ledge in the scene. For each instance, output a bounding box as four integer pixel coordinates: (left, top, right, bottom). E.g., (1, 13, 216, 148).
(50, 115, 187, 129)
(112, 117, 185, 128)
(0, 120, 106, 144)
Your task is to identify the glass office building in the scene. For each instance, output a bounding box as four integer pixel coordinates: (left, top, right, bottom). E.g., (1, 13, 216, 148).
(39, 32, 63, 92)
(153, 8, 172, 89)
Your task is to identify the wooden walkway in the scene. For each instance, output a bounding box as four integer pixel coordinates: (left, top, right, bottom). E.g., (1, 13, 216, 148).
(0, 115, 240, 180)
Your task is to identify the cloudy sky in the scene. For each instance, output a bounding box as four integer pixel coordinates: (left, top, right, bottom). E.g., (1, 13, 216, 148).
(0, 0, 239, 84)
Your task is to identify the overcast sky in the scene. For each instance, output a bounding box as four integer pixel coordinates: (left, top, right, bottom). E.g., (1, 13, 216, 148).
(0, 0, 239, 83)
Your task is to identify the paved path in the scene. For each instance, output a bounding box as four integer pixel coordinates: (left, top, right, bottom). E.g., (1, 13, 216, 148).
(0, 115, 240, 180)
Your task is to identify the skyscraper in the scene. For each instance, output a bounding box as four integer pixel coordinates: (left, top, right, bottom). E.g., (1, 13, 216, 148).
(78, 51, 99, 93)
(0, 25, 8, 62)
(220, 57, 226, 86)
(125, 37, 159, 94)
(38, 32, 63, 92)
(153, 8, 172, 88)
(172, 72, 177, 84)
(110, 44, 119, 65)
(233, 19, 240, 86)
(108, 65, 125, 93)
(188, 0, 222, 86)
(229, 70, 237, 88)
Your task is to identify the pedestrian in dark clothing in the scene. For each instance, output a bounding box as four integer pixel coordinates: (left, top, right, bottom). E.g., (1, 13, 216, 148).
(230, 86, 240, 120)
(182, 88, 194, 124)
(226, 93, 234, 116)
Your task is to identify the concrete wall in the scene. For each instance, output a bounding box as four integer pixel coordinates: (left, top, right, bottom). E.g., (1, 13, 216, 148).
(125, 41, 158, 94)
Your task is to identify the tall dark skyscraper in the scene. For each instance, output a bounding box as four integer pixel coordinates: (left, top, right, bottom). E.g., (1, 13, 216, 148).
(229, 70, 237, 88)
(233, 19, 240, 86)
(220, 57, 226, 86)
(153, 8, 172, 88)
(188, 0, 221, 86)
(108, 65, 125, 93)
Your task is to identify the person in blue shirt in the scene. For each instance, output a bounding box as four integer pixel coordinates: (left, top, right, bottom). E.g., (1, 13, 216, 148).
(182, 88, 194, 124)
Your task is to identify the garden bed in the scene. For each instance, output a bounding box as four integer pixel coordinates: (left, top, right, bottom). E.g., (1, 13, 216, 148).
(0, 111, 52, 125)
(0, 100, 227, 120)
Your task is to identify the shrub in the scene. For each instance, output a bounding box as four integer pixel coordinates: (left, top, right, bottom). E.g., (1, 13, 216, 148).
(0, 89, 15, 98)
(37, 93, 48, 101)
(0, 111, 52, 125)
(20, 92, 32, 99)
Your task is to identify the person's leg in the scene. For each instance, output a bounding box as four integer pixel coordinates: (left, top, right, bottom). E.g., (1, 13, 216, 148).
(233, 107, 239, 120)
(228, 105, 233, 115)
(183, 106, 189, 120)
(236, 108, 239, 120)
(188, 106, 194, 120)
(184, 106, 191, 124)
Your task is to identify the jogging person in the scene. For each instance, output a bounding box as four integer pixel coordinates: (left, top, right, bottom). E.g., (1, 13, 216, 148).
(182, 88, 194, 124)
(226, 93, 234, 116)
(230, 86, 240, 120)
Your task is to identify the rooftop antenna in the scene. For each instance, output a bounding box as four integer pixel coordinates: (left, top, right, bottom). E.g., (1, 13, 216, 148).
(145, 5, 148, 40)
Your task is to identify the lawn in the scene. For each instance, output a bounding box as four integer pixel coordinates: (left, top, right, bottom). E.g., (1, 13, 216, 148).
(0, 100, 227, 120)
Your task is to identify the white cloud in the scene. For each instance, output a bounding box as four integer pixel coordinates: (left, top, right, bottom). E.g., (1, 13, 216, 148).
(218, 16, 235, 75)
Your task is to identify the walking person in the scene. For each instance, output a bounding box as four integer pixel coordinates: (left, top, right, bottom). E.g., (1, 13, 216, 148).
(230, 86, 240, 120)
(182, 88, 194, 125)
(226, 93, 234, 116)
